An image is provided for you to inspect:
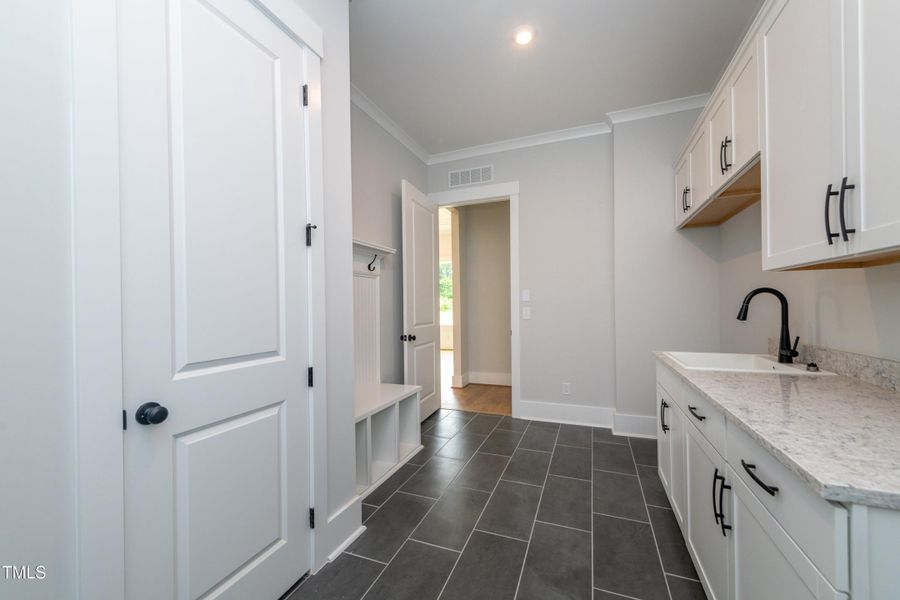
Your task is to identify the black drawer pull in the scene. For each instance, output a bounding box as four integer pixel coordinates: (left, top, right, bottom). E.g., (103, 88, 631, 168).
(825, 184, 840, 245)
(719, 140, 726, 175)
(741, 460, 779, 496)
(723, 137, 732, 172)
(660, 399, 670, 433)
(838, 176, 856, 242)
(688, 405, 706, 421)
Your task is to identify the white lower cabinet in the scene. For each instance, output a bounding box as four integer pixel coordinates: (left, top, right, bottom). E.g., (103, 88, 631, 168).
(657, 386, 673, 493)
(686, 422, 732, 600)
(668, 403, 687, 526)
(731, 468, 848, 600)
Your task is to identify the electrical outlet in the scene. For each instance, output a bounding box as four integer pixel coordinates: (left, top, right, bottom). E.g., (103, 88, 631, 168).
(562, 382, 571, 395)
(522, 306, 532, 320)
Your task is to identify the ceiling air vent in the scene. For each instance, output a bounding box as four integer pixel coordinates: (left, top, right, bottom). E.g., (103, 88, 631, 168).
(448, 165, 493, 188)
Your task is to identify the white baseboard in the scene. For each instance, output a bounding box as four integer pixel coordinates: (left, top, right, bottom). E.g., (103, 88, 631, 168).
(326, 525, 366, 564)
(517, 399, 614, 427)
(451, 373, 469, 388)
(313, 495, 363, 570)
(467, 371, 512, 386)
(516, 399, 657, 438)
(613, 412, 657, 438)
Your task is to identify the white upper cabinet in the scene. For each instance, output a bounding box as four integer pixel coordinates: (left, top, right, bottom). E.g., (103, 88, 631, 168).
(760, 0, 848, 270)
(844, 0, 900, 259)
(708, 91, 733, 193)
(729, 50, 759, 169)
(688, 127, 710, 217)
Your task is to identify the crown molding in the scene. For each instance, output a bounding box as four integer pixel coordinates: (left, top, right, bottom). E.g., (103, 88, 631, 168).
(350, 84, 710, 165)
(605, 93, 709, 125)
(426, 122, 612, 165)
(350, 84, 430, 164)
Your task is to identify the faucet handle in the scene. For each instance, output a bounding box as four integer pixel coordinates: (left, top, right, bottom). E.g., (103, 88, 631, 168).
(791, 336, 800, 358)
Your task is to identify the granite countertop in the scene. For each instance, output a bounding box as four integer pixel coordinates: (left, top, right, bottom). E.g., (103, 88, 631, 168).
(655, 351, 900, 510)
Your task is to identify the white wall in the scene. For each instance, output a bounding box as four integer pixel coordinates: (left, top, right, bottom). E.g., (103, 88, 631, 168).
(719, 204, 900, 360)
(0, 2, 77, 598)
(458, 201, 511, 384)
(428, 136, 616, 418)
(612, 111, 722, 432)
(351, 105, 428, 383)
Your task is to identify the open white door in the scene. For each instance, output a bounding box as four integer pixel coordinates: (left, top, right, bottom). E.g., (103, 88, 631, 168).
(401, 180, 442, 420)
(119, 1, 313, 598)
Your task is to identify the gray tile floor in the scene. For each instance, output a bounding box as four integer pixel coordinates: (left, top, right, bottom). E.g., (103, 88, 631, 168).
(288, 409, 708, 600)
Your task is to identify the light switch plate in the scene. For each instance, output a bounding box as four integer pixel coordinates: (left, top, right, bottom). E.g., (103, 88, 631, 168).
(522, 306, 532, 319)
(521, 289, 530, 302)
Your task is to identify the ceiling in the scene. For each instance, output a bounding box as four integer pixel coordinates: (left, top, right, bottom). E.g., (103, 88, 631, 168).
(349, 0, 763, 156)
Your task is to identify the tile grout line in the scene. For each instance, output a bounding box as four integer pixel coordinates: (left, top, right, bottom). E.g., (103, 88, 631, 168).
(472, 528, 529, 543)
(511, 422, 561, 599)
(407, 538, 461, 555)
(547, 472, 592, 483)
(434, 417, 533, 600)
(665, 571, 702, 583)
(343, 551, 388, 566)
(533, 519, 592, 535)
(353, 411, 504, 600)
(628, 437, 674, 600)
(594, 586, 643, 600)
(591, 510, 650, 525)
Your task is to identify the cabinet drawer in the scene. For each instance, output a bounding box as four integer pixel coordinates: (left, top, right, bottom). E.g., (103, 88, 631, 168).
(656, 362, 725, 455)
(726, 423, 849, 590)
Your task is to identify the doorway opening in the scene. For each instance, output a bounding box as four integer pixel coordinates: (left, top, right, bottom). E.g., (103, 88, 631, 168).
(438, 201, 512, 415)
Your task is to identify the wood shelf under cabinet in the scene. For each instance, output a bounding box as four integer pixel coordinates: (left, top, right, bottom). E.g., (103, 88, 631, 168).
(681, 159, 761, 229)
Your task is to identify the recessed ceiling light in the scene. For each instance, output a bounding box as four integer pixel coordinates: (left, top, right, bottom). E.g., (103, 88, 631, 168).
(514, 26, 535, 46)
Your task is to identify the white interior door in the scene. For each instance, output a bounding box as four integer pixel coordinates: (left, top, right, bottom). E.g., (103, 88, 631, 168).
(119, 0, 312, 598)
(401, 180, 441, 420)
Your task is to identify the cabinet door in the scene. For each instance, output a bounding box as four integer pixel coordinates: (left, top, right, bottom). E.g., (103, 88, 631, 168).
(760, 0, 848, 270)
(657, 387, 672, 494)
(669, 404, 687, 527)
(687, 127, 710, 218)
(675, 154, 692, 226)
(730, 49, 759, 169)
(730, 469, 848, 600)
(708, 92, 732, 193)
(686, 424, 731, 600)
(845, 0, 900, 257)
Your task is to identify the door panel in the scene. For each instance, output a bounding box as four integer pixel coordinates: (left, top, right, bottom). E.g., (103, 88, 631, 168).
(669, 405, 687, 527)
(657, 388, 672, 494)
(120, 0, 312, 597)
(731, 50, 759, 169)
(708, 92, 732, 193)
(402, 180, 441, 419)
(675, 155, 691, 226)
(761, 0, 846, 269)
(850, 0, 900, 256)
(688, 128, 710, 218)
(686, 424, 731, 600)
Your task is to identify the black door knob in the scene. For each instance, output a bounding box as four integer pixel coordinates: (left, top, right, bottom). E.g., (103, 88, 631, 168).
(409, 334, 417, 341)
(136, 402, 169, 425)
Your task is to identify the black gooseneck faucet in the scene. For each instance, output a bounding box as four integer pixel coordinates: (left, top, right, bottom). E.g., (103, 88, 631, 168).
(736, 287, 800, 364)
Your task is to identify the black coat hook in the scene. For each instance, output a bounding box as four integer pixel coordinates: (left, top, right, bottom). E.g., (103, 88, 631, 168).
(367, 254, 378, 271)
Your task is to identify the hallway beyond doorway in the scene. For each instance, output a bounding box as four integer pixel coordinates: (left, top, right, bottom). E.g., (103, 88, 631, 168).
(441, 351, 511, 415)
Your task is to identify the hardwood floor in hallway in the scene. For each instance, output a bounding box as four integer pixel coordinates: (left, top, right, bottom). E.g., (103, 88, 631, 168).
(441, 351, 511, 416)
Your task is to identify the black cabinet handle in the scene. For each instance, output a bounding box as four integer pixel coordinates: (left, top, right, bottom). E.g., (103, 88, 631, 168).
(712, 468, 721, 525)
(718, 476, 732, 537)
(741, 460, 779, 496)
(719, 140, 726, 175)
(681, 187, 687, 212)
(688, 405, 706, 421)
(684, 187, 691, 210)
(660, 399, 670, 433)
(723, 137, 733, 172)
(825, 184, 840, 245)
(838, 176, 856, 242)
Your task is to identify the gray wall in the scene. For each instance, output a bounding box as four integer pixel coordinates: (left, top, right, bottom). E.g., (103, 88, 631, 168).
(719, 204, 900, 360)
(612, 111, 722, 422)
(428, 136, 617, 410)
(0, 2, 77, 598)
(459, 201, 512, 381)
(351, 105, 428, 383)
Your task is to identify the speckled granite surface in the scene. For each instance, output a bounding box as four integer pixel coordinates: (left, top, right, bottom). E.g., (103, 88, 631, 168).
(656, 351, 900, 509)
(767, 338, 900, 393)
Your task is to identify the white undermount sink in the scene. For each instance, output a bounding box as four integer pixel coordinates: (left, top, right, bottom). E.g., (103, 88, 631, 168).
(667, 352, 833, 375)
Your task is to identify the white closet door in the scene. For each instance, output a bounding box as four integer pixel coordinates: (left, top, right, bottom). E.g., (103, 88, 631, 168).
(401, 180, 441, 420)
(119, 0, 313, 598)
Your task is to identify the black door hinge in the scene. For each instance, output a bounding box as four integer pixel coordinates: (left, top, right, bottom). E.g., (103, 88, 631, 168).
(122, 409, 127, 431)
(302, 84, 309, 107)
(308, 366, 314, 387)
(306, 223, 317, 246)
(309, 508, 315, 529)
